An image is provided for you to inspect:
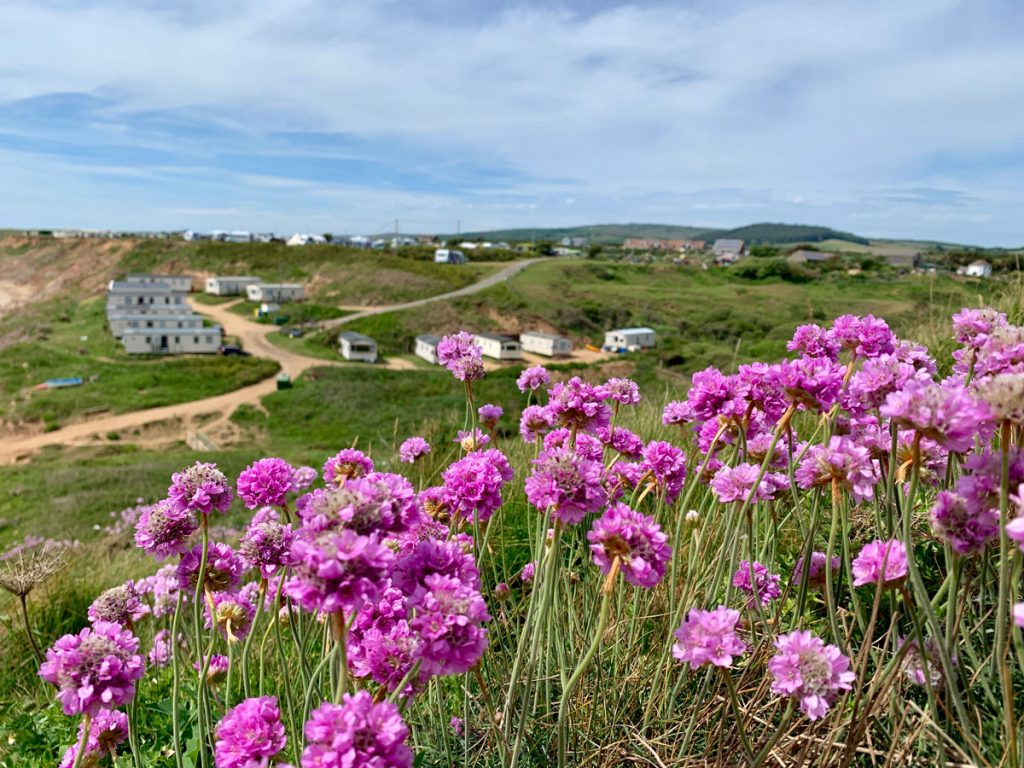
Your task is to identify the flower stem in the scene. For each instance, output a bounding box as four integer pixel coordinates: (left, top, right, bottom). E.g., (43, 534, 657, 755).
(18, 593, 43, 665)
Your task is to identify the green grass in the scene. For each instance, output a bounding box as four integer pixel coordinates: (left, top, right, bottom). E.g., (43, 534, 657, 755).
(226, 300, 351, 325)
(0, 298, 278, 429)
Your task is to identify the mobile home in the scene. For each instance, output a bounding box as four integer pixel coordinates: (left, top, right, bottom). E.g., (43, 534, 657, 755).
(603, 327, 656, 352)
(434, 248, 467, 264)
(414, 334, 441, 364)
(107, 312, 205, 339)
(474, 333, 523, 360)
(338, 332, 378, 363)
(120, 326, 223, 355)
(246, 283, 305, 302)
(520, 331, 572, 358)
(125, 273, 193, 292)
(107, 281, 189, 311)
(206, 276, 262, 296)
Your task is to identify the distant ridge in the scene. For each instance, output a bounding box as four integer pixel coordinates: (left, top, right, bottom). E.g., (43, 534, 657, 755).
(446, 221, 870, 246)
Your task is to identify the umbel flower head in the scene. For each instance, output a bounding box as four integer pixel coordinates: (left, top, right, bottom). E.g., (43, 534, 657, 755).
(323, 448, 374, 486)
(399, 436, 431, 463)
(525, 446, 607, 525)
(732, 560, 782, 608)
(672, 606, 747, 669)
(214, 696, 288, 768)
(409, 572, 491, 676)
(880, 380, 991, 452)
(520, 405, 555, 443)
(851, 539, 908, 589)
(176, 542, 245, 593)
(441, 449, 513, 523)
(795, 436, 877, 502)
(134, 499, 198, 560)
(517, 365, 550, 392)
(205, 591, 256, 644)
(87, 580, 145, 627)
(478, 403, 504, 430)
(236, 457, 295, 509)
(768, 630, 855, 720)
(0, 538, 68, 598)
(39, 621, 145, 715)
(640, 440, 687, 504)
(546, 376, 611, 433)
(239, 507, 296, 578)
(59, 709, 130, 768)
(168, 461, 233, 515)
(196, 654, 230, 686)
(588, 503, 671, 588)
(286, 527, 394, 614)
(302, 691, 414, 768)
(437, 331, 485, 382)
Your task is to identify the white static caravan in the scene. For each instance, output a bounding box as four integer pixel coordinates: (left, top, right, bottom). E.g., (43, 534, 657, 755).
(338, 332, 378, 363)
(414, 335, 441, 364)
(107, 281, 189, 312)
(107, 312, 205, 339)
(474, 333, 523, 360)
(206, 276, 262, 296)
(520, 331, 572, 358)
(124, 274, 193, 292)
(120, 326, 222, 355)
(246, 283, 305, 302)
(434, 248, 467, 264)
(603, 327, 656, 352)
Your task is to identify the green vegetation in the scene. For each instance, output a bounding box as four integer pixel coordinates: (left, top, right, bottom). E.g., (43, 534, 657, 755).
(0, 298, 278, 430)
(227, 300, 351, 325)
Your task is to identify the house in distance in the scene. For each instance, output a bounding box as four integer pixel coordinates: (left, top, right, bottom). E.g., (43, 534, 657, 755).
(520, 331, 572, 357)
(603, 327, 656, 353)
(338, 332, 378, 363)
(434, 248, 467, 264)
(206, 276, 262, 296)
(474, 333, 523, 360)
(246, 283, 305, 302)
(414, 335, 441, 364)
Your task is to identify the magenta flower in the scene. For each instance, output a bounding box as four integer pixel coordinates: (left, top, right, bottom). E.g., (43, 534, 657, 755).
(672, 606, 747, 669)
(148, 629, 173, 668)
(1014, 603, 1024, 628)
(239, 508, 296, 578)
(952, 307, 1007, 348)
(409, 572, 490, 676)
(237, 457, 295, 509)
(930, 491, 999, 556)
(517, 365, 551, 392)
(134, 499, 198, 560)
(880, 380, 991, 452)
(847, 354, 930, 413)
(662, 400, 695, 427)
(390, 535, 481, 595)
(39, 621, 145, 716)
(205, 591, 256, 644)
(792, 552, 840, 588)
(59, 709, 130, 768)
(546, 376, 611, 433)
(478, 403, 504, 430)
(975, 372, 1024, 424)
(437, 331, 485, 381)
(640, 440, 687, 504)
(196, 654, 230, 685)
(732, 560, 782, 608)
(291, 465, 318, 491)
(442, 449, 513, 523)
(605, 377, 641, 405)
(768, 357, 844, 413)
(599, 426, 645, 459)
(176, 542, 245, 593)
(734, 362, 788, 421)
(520, 562, 536, 583)
(525, 446, 607, 525)
(829, 314, 894, 359)
(454, 428, 490, 451)
(520, 405, 556, 443)
(298, 474, 417, 536)
(88, 580, 145, 627)
(286, 528, 394, 614)
(450, 716, 464, 736)
(543, 427, 604, 460)
(851, 539, 908, 588)
(787, 324, 839, 361)
(136, 564, 180, 618)
(711, 463, 776, 504)
(302, 692, 413, 768)
(399, 436, 431, 463)
(795, 436, 877, 502)
(323, 448, 374, 486)
(215, 696, 287, 768)
(768, 630, 855, 720)
(168, 461, 233, 515)
(588, 503, 670, 588)
(350, 619, 424, 697)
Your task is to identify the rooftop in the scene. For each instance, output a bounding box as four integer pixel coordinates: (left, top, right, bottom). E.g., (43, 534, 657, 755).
(609, 327, 656, 335)
(339, 331, 375, 343)
(416, 334, 441, 344)
(521, 330, 569, 341)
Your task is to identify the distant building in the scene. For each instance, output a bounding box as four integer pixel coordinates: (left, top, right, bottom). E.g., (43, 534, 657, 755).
(560, 236, 588, 248)
(346, 236, 372, 248)
(182, 230, 214, 241)
(680, 240, 706, 251)
(474, 333, 523, 360)
(712, 239, 745, 263)
(520, 331, 572, 358)
(338, 332, 378, 363)
(884, 253, 922, 270)
(552, 247, 581, 257)
(603, 327, 656, 352)
(222, 231, 252, 243)
(286, 233, 327, 246)
(434, 248, 467, 264)
(622, 238, 660, 251)
(788, 249, 834, 264)
(414, 334, 441, 364)
(246, 284, 305, 302)
(107, 312, 205, 339)
(961, 260, 993, 278)
(205, 276, 262, 296)
(107, 281, 189, 311)
(125, 273, 193, 292)
(121, 326, 222, 355)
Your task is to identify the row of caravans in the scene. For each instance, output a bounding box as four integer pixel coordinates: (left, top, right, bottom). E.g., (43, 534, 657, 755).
(204, 276, 306, 303)
(412, 328, 655, 365)
(106, 275, 223, 354)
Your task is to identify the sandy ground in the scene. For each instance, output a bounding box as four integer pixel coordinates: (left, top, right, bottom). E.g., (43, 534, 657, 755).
(0, 281, 32, 316)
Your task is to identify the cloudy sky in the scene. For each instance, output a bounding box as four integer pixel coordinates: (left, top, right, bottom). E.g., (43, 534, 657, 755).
(0, 0, 1021, 245)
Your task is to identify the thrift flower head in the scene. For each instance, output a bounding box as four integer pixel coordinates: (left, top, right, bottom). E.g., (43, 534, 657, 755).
(787, 324, 839, 361)
(520, 405, 555, 443)
(286, 528, 394, 614)
(455, 428, 490, 451)
(672, 607, 747, 669)
(215, 696, 287, 768)
(239, 508, 295, 578)
(136, 564, 179, 618)
(168, 462, 232, 515)
(409, 572, 490, 676)
(441, 450, 513, 523)
(711, 463, 778, 504)
(302, 692, 413, 768)
(437, 331, 484, 382)
(517, 365, 551, 392)
(898, 637, 949, 688)
(795, 436, 876, 502)
(792, 552, 840, 588)
(196, 654, 230, 685)
(732, 560, 782, 608)
(236, 457, 295, 509)
(478, 403, 503, 430)
(39, 621, 145, 715)
(205, 591, 255, 644)
(768, 357, 844, 412)
(930, 490, 999, 556)
(546, 376, 611, 433)
(952, 307, 1007, 348)
(349, 619, 423, 697)
(525, 446, 607, 525)
(59, 709, 129, 768)
(880, 380, 991, 452)
(134, 499, 198, 560)
(768, 630, 855, 720)
(662, 400, 695, 427)
(291, 465, 318, 491)
(599, 426, 645, 459)
(87, 580, 144, 627)
(399, 436, 431, 463)
(830, 314, 894, 359)
(851, 539, 908, 588)
(323, 449, 373, 486)
(390, 535, 480, 595)
(640, 440, 687, 504)
(148, 629, 173, 668)
(176, 542, 244, 593)
(588, 503, 671, 588)
(605, 377, 641, 405)
(299, 475, 417, 536)
(520, 562, 536, 583)
(975, 372, 1024, 424)
(847, 354, 930, 413)
(543, 427, 604, 460)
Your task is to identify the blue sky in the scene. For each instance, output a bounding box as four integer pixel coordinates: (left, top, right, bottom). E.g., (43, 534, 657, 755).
(0, 0, 1022, 245)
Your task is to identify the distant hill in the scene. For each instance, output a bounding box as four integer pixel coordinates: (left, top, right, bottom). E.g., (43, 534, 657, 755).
(447, 221, 869, 246)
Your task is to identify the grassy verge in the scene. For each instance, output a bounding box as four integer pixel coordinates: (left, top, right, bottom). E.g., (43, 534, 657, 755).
(226, 300, 351, 325)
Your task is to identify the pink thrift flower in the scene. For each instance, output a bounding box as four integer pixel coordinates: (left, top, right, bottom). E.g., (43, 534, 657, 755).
(768, 630, 854, 720)
(546, 376, 611, 433)
(795, 436, 877, 502)
(302, 692, 413, 768)
(478, 403, 503, 430)
(215, 696, 287, 768)
(168, 462, 233, 515)
(880, 380, 991, 453)
(237, 457, 295, 509)
(134, 499, 198, 560)
(587, 503, 671, 588)
(399, 436, 431, 463)
(517, 365, 550, 392)
(323, 448, 374, 486)
(672, 607, 746, 669)
(437, 331, 485, 382)
(520, 405, 555, 443)
(525, 446, 607, 525)
(851, 539, 908, 588)
(732, 560, 782, 608)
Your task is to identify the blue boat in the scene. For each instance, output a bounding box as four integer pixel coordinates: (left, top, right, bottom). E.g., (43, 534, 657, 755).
(43, 377, 84, 389)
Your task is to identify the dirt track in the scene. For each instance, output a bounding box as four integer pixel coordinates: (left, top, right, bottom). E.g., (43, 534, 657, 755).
(0, 259, 548, 463)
